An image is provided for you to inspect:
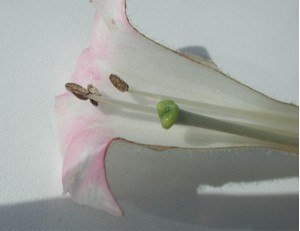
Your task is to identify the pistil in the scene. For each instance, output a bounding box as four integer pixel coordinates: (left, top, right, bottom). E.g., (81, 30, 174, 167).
(177, 109, 298, 148)
(65, 81, 298, 152)
(108, 74, 296, 126)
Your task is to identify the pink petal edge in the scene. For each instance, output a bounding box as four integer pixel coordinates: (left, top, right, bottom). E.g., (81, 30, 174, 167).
(55, 48, 123, 216)
(55, 3, 127, 214)
(55, 0, 150, 216)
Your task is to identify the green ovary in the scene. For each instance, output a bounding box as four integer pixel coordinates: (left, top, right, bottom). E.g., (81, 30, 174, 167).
(156, 100, 180, 129)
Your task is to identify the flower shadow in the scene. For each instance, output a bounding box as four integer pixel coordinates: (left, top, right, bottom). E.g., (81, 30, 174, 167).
(178, 46, 212, 60)
(1, 142, 298, 230)
(107, 140, 298, 229)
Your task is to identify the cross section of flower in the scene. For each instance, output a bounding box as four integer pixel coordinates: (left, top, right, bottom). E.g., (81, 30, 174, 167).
(55, 0, 298, 216)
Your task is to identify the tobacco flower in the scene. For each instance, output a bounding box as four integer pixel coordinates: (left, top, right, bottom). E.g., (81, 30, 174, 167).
(55, 0, 298, 216)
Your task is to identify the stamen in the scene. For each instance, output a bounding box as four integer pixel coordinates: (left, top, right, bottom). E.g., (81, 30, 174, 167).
(65, 83, 89, 100)
(108, 74, 296, 129)
(87, 84, 102, 96)
(65, 83, 89, 95)
(88, 93, 156, 114)
(65, 82, 298, 151)
(87, 84, 101, 106)
(109, 74, 129, 92)
(109, 74, 216, 109)
(66, 82, 156, 114)
(89, 100, 98, 106)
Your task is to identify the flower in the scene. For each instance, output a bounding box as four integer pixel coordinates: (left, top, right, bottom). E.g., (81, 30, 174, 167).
(55, 0, 298, 216)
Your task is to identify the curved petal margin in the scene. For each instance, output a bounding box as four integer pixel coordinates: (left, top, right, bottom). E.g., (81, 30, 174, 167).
(55, 48, 123, 216)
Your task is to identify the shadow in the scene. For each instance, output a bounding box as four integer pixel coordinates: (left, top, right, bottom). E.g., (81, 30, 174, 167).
(106, 141, 298, 229)
(129, 194, 298, 230)
(0, 195, 297, 230)
(177, 46, 212, 60)
(2, 143, 297, 230)
(108, 141, 298, 190)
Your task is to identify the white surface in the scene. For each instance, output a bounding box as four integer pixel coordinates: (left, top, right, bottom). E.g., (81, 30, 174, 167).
(0, 0, 298, 230)
(197, 177, 298, 195)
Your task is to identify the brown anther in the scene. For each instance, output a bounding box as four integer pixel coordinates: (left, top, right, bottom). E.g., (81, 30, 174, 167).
(87, 84, 101, 106)
(72, 93, 89, 101)
(65, 83, 89, 100)
(89, 99, 99, 106)
(109, 74, 129, 92)
(87, 84, 101, 96)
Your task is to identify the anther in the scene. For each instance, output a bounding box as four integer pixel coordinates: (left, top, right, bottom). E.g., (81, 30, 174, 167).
(87, 84, 101, 96)
(65, 83, 89, 100)
(64, 81, 297, 151)
(87, 84, 101, 106)
(109, 74, 129, 92)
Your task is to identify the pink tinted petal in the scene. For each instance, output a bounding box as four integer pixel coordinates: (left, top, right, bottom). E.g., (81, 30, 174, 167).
(54, 0, 130, 216)
(91, 0, 129, 27)
(71, 48, 101, 86)
(55, 37, 123, 215)
(63, 131, 123, 216)
(55, 93, 123, 216)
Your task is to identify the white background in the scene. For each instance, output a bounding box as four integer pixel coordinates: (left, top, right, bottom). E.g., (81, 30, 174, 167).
(0, 0, 298, 230)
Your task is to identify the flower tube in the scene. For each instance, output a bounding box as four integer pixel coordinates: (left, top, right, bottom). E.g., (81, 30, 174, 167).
(55, 0, 298, 216)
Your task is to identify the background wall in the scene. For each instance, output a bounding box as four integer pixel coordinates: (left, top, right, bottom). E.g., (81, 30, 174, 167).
(0, 0, 298, 230)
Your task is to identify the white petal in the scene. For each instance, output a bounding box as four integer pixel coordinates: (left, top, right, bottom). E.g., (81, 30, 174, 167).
(89, 0, 298, 152)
